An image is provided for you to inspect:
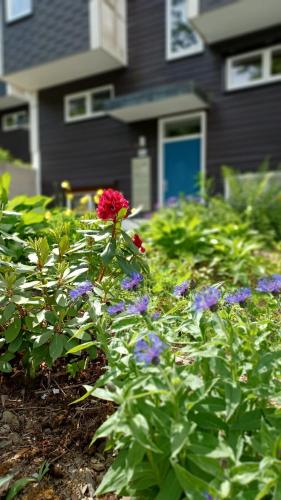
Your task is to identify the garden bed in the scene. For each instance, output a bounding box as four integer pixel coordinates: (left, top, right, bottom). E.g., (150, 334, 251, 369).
(0, 357, 116, 500)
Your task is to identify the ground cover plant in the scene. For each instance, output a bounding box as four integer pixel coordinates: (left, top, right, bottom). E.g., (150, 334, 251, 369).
(0, 173, 281, 499)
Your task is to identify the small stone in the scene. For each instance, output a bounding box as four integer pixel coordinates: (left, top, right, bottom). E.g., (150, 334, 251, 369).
(10, 432, 21, 444)
(91, 461, 105, 472)
(2, 411, 20, 430)
(0, 439, 12, 449)
(0, 424, 11, 435)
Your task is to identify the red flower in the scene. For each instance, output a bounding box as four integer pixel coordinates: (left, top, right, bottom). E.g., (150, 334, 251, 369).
(132, 234, 145, 253)
(97, 189, 129, 221)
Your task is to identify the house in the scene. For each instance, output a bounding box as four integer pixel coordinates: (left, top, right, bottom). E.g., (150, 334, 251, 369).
(0, 0, 280, 208)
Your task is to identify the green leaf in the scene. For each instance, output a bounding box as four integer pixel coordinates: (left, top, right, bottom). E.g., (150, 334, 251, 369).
(101, 240, 116, 265)
(96, 450, 128, 495)
(6, 477, 35, 500)
(5, 317, 21, 343)
(0, 474, 13, 489)
(67, 341, 96, 354)
(91, 412, 118, 445)
(55, 292, 68, 308)
(8, 335, 23, 353)
(33, 331, 52, 347)
(116, 255, 139, 275)
(156, 468, 182, 500)
(2, 303, 16, 322)
(225, 382, 241, 421)
(49, 335, 65, 360)
(172, 462, 218, 498)
(129, 414, 162, 453)
(231, 463, 259, 485)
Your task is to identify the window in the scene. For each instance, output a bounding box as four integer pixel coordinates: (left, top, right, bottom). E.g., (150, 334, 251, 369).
(166, 0, 203, 60)
(5, 0, 32, 22)
(64, 86, 114, 123)
(164, 116, 201, 138)
(226, 45, 281, 91)
(2, 110, 29, 131)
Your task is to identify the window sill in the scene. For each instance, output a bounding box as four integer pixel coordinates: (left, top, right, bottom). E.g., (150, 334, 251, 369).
(64, 112, 108, 124)
(166, 45, 204, 62)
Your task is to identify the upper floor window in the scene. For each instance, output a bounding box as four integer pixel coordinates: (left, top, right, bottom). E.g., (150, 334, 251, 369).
(64, 86, 114, 123)
(166, 0, 203, 60)
(2, 110, 29, 131)
(226, 45, 281, 91)
(5, 0, 32, 23)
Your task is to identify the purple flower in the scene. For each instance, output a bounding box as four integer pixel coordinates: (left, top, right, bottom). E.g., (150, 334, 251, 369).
(225, 288, 251, 305)
(152, 311, 161, 320)
(256, 275, 281, 294)
(69, 280, 92, 300)
(173, 280, 190, 297)
(128, 295, 149, 315)
(108, 301, 126, 315)
(203, 494, 213, 500)
(121, 272, 143, 291)
(194, 287, 221, 312)
(166, 196, 178, 207)
(134, 333, 167, 365)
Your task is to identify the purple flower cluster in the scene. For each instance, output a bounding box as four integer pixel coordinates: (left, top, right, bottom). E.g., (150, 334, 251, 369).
(225, 287, 251, 305)
(256, 274, 281, 294)
(69, 280, 92, 300)
(173, 280, 190, 297)
(128, 295, 149, 315)
(152, 311, 161, 320)
(108, 301, 126, 315)
(121, 272, 143, 291)
(134, 333, 167, 365)
(194, 287, 221, 312)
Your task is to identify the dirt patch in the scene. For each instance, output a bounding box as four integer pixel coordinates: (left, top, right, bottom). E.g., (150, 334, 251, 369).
(0, 355, 117, 499)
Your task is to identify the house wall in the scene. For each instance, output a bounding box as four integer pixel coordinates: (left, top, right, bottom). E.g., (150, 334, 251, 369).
(2, 0, 89, 74)
(0, 105, 30, 162)
(39, 0, 281, 202)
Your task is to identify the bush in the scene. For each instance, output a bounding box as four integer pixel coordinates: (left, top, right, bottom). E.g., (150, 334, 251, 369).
(223, 164, 281, 240)
(1, 174, 281, 499)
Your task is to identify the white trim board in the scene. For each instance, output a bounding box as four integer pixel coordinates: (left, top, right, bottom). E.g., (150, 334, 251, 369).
(158, 111, 207, 207)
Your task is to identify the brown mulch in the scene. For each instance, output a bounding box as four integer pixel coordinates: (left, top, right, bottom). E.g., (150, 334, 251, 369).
(0, 354, 118, 499)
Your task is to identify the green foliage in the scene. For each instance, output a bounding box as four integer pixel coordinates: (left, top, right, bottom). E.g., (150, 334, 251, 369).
(86, 289, 281, 500)
(1, 173, 281, 499)
(0, 147, 31, 168)
(223, 163, 281, 240)
(141, 198, 271, 287)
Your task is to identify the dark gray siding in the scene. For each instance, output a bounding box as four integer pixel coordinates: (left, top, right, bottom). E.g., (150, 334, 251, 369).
(40, 0, 281, 202)
(3, 0, 89, 74)
(0, 106, 30, 163)
(201, 0, 236, 13)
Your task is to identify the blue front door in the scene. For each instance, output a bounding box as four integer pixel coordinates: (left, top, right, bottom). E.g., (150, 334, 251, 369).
(164, 138, 201, 202)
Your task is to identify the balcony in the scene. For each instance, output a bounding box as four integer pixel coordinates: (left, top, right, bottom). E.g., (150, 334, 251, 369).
(190, 0, 281, 44)
(0, 82, 28, 110)
(1, 0, 127, 91)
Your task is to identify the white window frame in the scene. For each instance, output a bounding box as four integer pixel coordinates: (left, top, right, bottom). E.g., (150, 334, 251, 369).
(64, 85, 114, 123)
(166, 0, 203, 61)
(5, 0, 33, 23)
(2, 110, 29, 132)
(226, 44, 281, 91)
(158, 111, 207, 207)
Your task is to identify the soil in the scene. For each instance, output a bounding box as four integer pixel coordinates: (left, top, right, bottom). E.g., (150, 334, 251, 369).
(0, 354, 118, 499)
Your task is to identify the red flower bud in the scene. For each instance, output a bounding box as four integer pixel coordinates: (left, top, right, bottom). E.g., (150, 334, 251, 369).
(97, 189, 129, 221)
(132, 234, 145, 253)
